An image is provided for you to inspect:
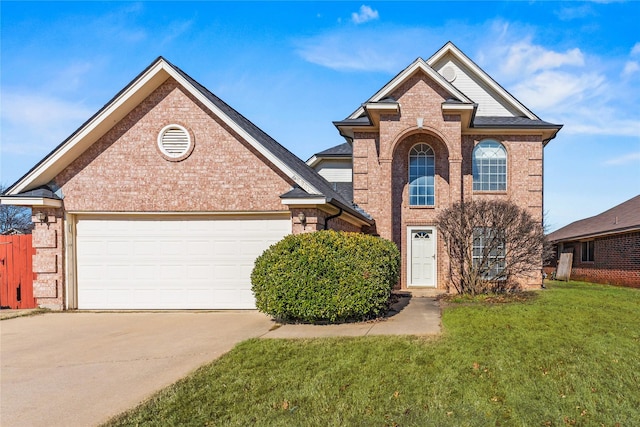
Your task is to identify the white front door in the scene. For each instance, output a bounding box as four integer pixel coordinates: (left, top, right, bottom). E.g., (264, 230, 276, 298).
(408, 227, 436, 287)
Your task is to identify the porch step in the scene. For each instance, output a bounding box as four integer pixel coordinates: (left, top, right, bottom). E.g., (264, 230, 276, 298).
(393, 288, 447, 298)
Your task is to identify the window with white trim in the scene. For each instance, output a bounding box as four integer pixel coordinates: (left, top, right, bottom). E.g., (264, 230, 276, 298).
(472, 227, 506, 280)
(409, 143, 435, 206)
(581, 240, 594, 262)
(473, 140, 507, 191)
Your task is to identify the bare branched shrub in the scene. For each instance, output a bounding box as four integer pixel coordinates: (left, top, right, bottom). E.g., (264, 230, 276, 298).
(435, 200, 551, 295)
(0, 184, 32, 234)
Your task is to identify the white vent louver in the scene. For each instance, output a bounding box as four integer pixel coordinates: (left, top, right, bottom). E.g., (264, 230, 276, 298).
(441, 66, 456, 83)
(157, 125, 191, 158)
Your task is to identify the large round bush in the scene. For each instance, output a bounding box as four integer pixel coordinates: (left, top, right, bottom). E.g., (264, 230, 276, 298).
(251, 230, 400, 323)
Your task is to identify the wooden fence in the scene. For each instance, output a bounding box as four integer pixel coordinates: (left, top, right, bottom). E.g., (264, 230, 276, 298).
(0, 234, 37, 309)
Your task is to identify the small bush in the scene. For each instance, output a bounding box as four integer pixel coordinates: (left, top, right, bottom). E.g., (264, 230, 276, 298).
(251, 230, 400, 323)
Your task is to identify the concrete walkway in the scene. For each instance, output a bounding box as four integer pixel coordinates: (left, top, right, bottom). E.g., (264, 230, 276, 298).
(262, 295, 441, 338)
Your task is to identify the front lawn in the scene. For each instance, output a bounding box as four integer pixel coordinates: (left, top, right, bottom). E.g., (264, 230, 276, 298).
(105, 281, 640, 426)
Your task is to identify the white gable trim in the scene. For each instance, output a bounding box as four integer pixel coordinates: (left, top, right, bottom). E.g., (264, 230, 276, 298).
(348, 59, 472, 120)
(0, 197, 62, 208)
(165, 63, 320, 195)
(7, 59, 320, 197)
(427, 42, 538, 120)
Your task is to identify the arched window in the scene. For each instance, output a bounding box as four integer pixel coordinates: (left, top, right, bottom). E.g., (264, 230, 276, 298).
(473, 140, 507, 191)
(409, 143, 435, 206)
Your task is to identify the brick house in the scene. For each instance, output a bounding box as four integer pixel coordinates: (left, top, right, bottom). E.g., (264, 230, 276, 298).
(547, 195, 640, 287)
(1, 42, 561, 310)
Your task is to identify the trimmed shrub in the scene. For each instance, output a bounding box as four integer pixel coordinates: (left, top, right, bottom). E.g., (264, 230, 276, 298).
(251, 230, 400, 323)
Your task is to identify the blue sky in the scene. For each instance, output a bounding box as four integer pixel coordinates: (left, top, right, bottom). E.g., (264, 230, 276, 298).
(1, 1, 638, 231)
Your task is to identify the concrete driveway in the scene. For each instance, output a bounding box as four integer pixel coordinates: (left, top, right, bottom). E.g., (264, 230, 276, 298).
(1, 311, 273, 427)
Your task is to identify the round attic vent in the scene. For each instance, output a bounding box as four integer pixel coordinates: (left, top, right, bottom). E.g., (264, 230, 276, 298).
(441, 66, 456, 82)
(157, 124, 193, 160)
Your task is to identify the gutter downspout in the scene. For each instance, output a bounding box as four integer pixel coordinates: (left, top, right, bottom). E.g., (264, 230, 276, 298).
(324, 207, 343, 230)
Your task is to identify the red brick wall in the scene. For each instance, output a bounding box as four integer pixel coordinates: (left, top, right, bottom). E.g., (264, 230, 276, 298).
(56, 78, 294, 213)
(568, 232, 640, 287)
(290, 207, 362, 234)
(351, 71, 546, 290)
(31, 208, 65, 309)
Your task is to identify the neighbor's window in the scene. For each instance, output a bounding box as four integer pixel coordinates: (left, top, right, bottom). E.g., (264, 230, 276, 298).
(472, 227, 506, 280)
(409, 143, 435, 206)
(473, 140, 507, 191)
(581, 240, 594, 262)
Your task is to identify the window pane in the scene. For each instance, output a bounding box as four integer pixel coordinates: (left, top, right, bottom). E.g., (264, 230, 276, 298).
(473, 141, 507, 192)
(409, 144, 435, 206)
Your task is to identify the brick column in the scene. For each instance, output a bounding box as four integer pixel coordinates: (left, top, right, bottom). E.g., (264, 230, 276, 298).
(32, 208, 64, 310)
(448, 158, 463, 204)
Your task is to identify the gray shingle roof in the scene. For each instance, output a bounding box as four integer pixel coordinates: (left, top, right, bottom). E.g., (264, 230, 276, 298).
(4, 186, 60, 199)
(313, 142, 352, 158)
(472, 116, 562, 129)
(167, 59, 372, 224)
(547, 195, 640, 242)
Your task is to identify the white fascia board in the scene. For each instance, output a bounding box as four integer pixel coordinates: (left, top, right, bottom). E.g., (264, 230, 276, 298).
(348, 59, 471, 120)
(166, 66, 321, 196)
(281, 197, 328, 206)
(0, 197, 63, 207)
(442, 103, 475, 128)
(306, 155, 320, 168)
(9, 58, 320, 197)
(427, 43, 538, 120)
(364, 102, 400, 113)
(8, 62, 170, 195)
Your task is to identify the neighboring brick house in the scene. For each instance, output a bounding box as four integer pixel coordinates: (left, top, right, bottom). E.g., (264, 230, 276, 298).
(547, 195, 640, 287)
(1, 42, 561, 310)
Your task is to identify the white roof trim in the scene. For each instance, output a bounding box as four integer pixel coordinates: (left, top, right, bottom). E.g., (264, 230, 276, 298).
(7, 61, 170, 195)
(7, 58, 320, 197)
(281, 197, 328, 206)
(427, 42, 538, 120)
(348, 58, 472, 120)
(0, 197, 63, 208)
(164, 62, 320, 195)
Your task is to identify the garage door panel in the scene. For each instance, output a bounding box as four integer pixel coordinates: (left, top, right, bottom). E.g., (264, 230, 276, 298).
(76, 216, 289, 309)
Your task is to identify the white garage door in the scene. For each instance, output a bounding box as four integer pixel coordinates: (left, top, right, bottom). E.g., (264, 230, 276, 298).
(75, 215, 290, 309)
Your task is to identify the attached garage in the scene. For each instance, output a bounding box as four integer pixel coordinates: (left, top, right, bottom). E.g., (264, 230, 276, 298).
(2, 57, 371, 310)
(73, 215, 290, 310)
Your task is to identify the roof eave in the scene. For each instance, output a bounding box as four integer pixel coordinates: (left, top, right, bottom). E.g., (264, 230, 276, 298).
(549, 225, 640, 243)
(0, 196, 63, 208)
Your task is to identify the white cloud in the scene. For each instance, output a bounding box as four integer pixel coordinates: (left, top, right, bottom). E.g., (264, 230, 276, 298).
(295, 27, 430, 72)
(631, 42, 640, 56)
(0, 91, 93, 155)
(498, 40, 585, 77)
(474, 27, 640, 138)
(622, 61, 640, 77)
(604, 151, 640, 166)
(161, 19, 194, 45)
(555, 4, 594, 21)
(512, 70, 605, 111)
(351, 5, 379, 24)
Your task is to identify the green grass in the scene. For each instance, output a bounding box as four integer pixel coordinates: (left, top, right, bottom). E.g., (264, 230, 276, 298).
(105, 281, 640, 426)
